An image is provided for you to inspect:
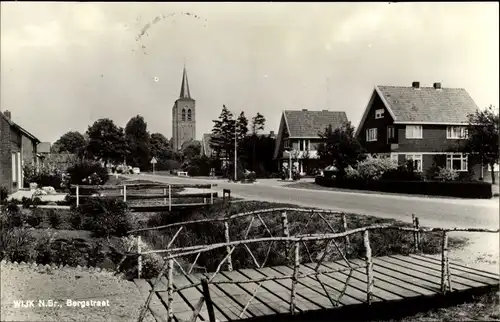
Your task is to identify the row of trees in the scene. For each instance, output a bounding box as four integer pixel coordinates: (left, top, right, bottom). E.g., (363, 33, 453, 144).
(316, 105, 499, 183)
(51, 116, 178, 171)
(208, 105, 276, 179)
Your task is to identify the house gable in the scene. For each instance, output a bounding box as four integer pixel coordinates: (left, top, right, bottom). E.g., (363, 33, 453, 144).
(273, 113, 288, 159)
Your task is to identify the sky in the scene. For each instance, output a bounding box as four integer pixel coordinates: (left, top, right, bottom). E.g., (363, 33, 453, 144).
(1, 2, 499, 143)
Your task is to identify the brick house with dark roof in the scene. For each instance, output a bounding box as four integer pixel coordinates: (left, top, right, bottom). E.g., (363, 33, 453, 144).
(355, 81, 490, 179)
(273, 109, 348, 174)
(1, 110, 41, 193)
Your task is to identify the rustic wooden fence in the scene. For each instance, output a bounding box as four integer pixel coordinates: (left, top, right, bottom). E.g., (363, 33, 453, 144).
(124, 207, 499, 322)
(70, 183, 218, 212)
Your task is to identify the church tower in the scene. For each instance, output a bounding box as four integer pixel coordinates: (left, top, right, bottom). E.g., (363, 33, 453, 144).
(172, 65, 196, 151)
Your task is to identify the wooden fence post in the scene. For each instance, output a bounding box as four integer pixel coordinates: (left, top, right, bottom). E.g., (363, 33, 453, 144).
(412, 214, 417, 251)
(341, 213, 350, 255)
(440, 231, 451, 294)
(290, 241, 300, 315)
(137, 235, 142, 279)
(210, 184, 214, 205)
(167, 258, 174, 322)
(76, 185, 80, 207)
(163, 188, 167, 204)
(363, 230, 373, 305)
(224, 221, 233, 271)
(123, 184, 127, 202)
(201, 279, 216, 322)
(168, 185, 172, 211)
(281, 212, 290, 258)
(415, 217, 421, 251)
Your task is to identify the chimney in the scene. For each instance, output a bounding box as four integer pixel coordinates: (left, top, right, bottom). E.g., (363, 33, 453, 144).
(412, 81, 420, 89)
(3, 110, 11, 120)
(433, 82, 442, 90)
(302, 109, 308, 111)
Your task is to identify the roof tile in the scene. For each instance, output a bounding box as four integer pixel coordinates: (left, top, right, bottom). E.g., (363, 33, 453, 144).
(284, 110, 348, 137)
(377, 86, 479, 123)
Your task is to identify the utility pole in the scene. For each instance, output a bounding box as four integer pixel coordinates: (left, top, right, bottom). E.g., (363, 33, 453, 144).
(234, 119, 237, 182)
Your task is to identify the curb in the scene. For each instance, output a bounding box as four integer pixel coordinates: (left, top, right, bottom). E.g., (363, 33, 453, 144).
(0, 259, 126, 279)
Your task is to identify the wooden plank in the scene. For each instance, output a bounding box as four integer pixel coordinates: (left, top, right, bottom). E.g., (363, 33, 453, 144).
(221, 270, 289, 315)
(237, 267, 310, 313)
(376, 257, 471, 292)
(412, 254, 500, 280)
(256, 266, 328, 311)
(133, 279, 169, 322)
(371, 258, 447, 292)
(388, 255, 495, 288)
(202, 272, 268, 318)
(171, 274, 225, 322)
(151, 278, 199, 322)
(323, 261, 412, 301)
(189, 273, 243, 321)
(272, 264, 361, 306)
(346, 259, 437, 296)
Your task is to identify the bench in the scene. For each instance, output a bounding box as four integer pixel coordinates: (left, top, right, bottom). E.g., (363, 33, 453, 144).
(177, 171, 188, 177)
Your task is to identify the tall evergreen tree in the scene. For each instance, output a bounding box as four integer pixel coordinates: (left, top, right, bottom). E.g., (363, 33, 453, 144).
(125, 115, 151, 170)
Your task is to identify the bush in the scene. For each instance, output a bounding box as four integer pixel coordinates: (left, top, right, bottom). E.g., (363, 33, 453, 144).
(0, 186, 8, 204)
(381, 159, 424, 181)
(23, 161, 64, 190)
(0, 228, 36, 262)
(345, 166, 361, 180)
(435, 167, 459, 181)
(76, 198, 131, 237)
(26, 208, 46, 227)
(66, 160, 109, 187)
(357, 156, 398, 180)
(0, 202, 24, 228)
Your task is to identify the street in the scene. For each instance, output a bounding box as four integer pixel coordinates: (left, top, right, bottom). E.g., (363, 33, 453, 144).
(127, 173, 500, 271)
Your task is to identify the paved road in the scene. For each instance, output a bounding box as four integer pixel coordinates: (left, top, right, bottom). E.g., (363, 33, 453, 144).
(128, 173, 499, 229)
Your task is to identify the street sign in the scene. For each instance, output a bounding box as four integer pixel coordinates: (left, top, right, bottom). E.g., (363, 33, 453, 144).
(150, 157, 157, 164)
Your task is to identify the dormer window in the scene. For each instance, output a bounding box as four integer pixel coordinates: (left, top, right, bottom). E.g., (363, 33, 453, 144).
(375, 109, 384, 119)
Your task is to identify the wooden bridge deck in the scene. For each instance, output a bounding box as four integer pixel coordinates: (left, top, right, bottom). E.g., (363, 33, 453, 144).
(134, 254, 500, 322)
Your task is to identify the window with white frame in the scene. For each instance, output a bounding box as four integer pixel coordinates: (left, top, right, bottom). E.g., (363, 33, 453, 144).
(390, 153, 399, 164)
(446, 153, 468, 171)
(405, 125, 423, 139)
(366, 128, 378, 142)
(387, 126, 395, 143)
(375, 109, 385, 119)
(405, 154, 423, 172)
(446, 126, 468, 139)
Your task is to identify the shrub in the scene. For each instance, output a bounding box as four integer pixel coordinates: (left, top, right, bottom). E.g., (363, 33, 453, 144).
(1, 202, 24, 228)
(66, 160, 109, 186)
(76, 198, 131, 237)
(26, 208, 46, 227)
(47, 209, 61, 228)
(345, 166, 361, 180)
(381, 159, 424, 181)
(23, 161, 64, 190)
(0, 186, 8, 204)
(357, 156, 398, 180)
(0, 228, 36, 262)
(435, 167, 459, 181)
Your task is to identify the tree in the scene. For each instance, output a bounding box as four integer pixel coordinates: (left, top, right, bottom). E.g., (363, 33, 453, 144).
(466, 105, 499, 183)
(86, 118, 128, 167)
(51, 131, 87, 156)
(210, 105, 235, 162)
(251, 113, 266, 135)
(250, 113, 266, 170)
(124, 115, 151, 170)
(317, 121, 366, 179)
(149, 133, 172, 170)
(182, 141, 202, 164)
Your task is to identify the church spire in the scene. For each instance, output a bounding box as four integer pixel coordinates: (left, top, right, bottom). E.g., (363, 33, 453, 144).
(179, 64, 191, 99)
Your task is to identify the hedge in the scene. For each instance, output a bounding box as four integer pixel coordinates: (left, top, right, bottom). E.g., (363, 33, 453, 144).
(315, 176, 492, 199)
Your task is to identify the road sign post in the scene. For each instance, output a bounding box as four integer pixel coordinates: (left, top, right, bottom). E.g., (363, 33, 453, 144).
(150, 157, 157, 174)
